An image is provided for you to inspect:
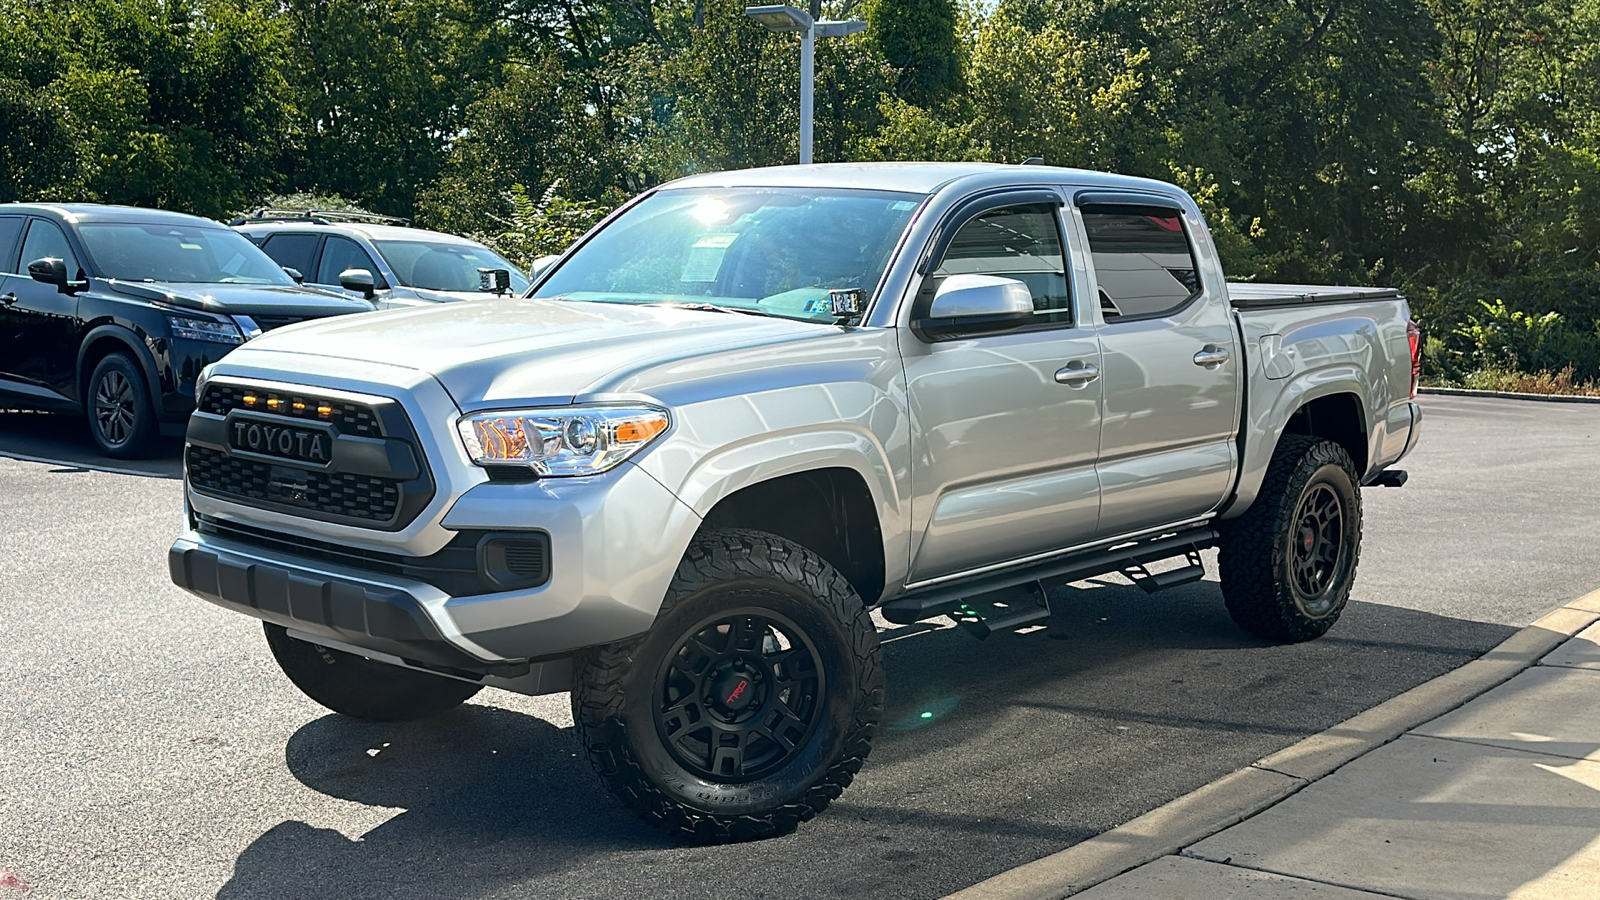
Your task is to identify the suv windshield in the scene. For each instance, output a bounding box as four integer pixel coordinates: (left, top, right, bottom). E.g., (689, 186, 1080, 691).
(79, 223, 295, 285)
(375, 240, 530, 293)
(535, 187, 924, 321)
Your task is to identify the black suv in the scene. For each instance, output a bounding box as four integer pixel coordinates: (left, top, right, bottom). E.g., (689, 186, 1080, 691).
(0, 204, 375, 458)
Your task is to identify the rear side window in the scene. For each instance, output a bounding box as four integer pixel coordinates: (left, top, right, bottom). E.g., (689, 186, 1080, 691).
(316, 236, 380, 285)
(18, 219, 80, 279)
(260, 233, 319, 276)
(934, 203, 1071, 326)
(1081, 205, 1201, 319)
(0, 217, 22, 272)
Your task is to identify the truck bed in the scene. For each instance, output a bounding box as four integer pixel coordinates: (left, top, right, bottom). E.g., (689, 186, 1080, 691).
(1227, 282, 1402, 309)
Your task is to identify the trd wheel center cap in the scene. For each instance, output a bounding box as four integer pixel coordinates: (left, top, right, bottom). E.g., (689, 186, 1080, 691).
(710, 666, 761, 712)
(1299, 526, 1316, 553)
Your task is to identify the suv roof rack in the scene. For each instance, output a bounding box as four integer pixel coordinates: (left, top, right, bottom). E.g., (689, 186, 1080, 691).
(228, 208, 413, 227)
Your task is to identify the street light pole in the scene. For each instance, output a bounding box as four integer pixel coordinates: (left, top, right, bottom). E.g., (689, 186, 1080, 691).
(800, 22, 814, 164)
(744, 5, 865, 165)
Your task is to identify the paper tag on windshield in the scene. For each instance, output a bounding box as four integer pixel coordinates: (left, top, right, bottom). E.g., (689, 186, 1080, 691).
(681, 233, 738, 282)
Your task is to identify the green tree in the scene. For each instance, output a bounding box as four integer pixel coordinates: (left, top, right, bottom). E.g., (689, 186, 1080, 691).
(863, 0, 959, 104)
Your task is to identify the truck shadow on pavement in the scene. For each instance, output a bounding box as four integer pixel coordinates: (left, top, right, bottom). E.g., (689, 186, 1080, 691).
(217, 580, 1517, 900)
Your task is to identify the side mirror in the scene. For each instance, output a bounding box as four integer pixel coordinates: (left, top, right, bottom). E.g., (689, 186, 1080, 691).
(283, 267, 304, 284)
(338, 268, 376, 300)
(912, 274, 1035, 341)
(529, 255, 560, 280)
(28, 257, 86, 295)
(477, 267, 512, 296)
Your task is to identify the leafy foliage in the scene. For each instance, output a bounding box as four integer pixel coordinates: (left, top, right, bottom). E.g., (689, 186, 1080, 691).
(4, 0, 1600, 386)
(467, 182, 610, 270)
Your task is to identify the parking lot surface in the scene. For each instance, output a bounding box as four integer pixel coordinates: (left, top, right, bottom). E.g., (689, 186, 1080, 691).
(0, 395, 1594, 899)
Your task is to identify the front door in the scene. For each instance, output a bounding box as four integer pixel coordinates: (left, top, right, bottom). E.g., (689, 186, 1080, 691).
(1074, 197, 1241, 536)
(901, 196, 1104, 585)
(0, 217, 84, 405)
(312, 236, 385, 300)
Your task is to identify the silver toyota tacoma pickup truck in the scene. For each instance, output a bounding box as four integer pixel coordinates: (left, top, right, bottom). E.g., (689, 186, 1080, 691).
(169, 163, 1423, 841)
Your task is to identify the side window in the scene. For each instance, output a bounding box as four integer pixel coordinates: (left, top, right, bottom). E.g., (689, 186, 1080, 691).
(934, 203, 1071, 326)
(18, 219, 80, 278)
(260, 233, 319, 276)
(316, 236, 381, 286)
(1081, 205, 1201, 319)
(0, 217, 23, 272)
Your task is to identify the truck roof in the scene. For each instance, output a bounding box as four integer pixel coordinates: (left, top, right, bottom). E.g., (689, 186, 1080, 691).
(663, 162, 1182, 197)
(0, 202, 224, 227)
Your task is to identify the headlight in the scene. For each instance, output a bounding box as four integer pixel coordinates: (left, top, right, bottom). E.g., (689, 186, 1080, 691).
(167, 315, 243, 345)
(457, 405, 670, 476)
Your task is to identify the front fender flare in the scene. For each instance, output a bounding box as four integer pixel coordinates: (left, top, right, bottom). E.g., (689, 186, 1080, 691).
(644, 426, 910, 590)
(76, 323, 163, 409)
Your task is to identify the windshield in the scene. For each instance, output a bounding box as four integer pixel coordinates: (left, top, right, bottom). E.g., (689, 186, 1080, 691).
(78, 223, 296, 285)
(535, 187, 924, 321)
(375, 240, 531, 293)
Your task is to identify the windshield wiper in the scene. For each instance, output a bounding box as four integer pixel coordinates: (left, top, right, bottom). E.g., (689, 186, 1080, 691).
(644, 301, 770, 318)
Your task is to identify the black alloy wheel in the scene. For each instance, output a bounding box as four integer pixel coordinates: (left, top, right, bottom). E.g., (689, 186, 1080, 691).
(573, 528, 883, 843)
(654, 609, 825, 782)
(1217, 435, 1363, 643)
(1289, 482, 1345, 613)
(87, 353, 159, 458)
(94, 368, 136, 447)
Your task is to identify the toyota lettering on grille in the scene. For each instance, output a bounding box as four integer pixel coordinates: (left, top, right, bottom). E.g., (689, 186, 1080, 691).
(228, 419, 331, 465)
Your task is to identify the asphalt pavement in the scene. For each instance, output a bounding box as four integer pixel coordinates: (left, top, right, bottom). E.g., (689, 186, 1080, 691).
(0, 395, 1595, 900)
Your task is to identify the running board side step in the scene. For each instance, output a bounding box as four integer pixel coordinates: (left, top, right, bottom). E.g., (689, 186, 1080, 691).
(1122, 547, 1205, 594)
(879, 527, 1218, 628)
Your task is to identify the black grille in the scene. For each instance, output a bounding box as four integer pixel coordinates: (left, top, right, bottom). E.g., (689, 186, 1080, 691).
(252, 315, 306, 332)
(199, 384, 382, 437)
(188, 446, 399, 522)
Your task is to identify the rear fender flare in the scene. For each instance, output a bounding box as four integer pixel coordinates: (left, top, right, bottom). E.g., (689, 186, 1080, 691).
(1227, 366, 1370, 518)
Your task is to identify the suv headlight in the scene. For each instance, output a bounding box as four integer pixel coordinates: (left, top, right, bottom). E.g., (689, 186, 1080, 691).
(167, 314, 243, 345)
(457, 405, 670, 476)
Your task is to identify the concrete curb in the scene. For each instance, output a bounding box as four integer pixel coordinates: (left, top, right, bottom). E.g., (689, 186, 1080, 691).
(945, 589, 1600, 900)
(1419, 386, 1600, 404)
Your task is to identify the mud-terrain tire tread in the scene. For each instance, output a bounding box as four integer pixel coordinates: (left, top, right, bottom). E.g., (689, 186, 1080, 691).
(1217, 435, 1363, 643)
(571, 527, 883, 843)
(263, 623, 482, 721)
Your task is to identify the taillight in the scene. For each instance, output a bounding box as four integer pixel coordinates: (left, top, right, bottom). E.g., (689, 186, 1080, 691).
(1406, 320, 1422, 399)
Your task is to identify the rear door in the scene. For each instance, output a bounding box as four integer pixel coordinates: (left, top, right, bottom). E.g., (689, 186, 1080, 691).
(0, 217, 85, 404)
(257, 232, 321, 282)
(1074, 194, 1240, 536)
(900, 192, 1104, 584)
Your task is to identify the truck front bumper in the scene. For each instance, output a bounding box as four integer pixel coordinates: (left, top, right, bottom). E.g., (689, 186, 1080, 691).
(170, 459, 704, 672)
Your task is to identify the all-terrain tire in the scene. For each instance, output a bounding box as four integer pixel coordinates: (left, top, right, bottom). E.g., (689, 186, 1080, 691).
(263, 623, 482, 721)
(87, 353, 160, 459)
(1217, 435, 1363, 643)
(572, 528, 884, 843)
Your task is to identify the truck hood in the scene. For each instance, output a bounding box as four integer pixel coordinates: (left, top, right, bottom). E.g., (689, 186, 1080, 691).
(242, 298, 836, 405)
(107, 280, 375, 317)
(406, 287, 508, 304)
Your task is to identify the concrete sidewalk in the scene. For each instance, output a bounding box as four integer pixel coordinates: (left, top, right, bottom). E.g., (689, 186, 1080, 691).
(953, 591, 1600, 900)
